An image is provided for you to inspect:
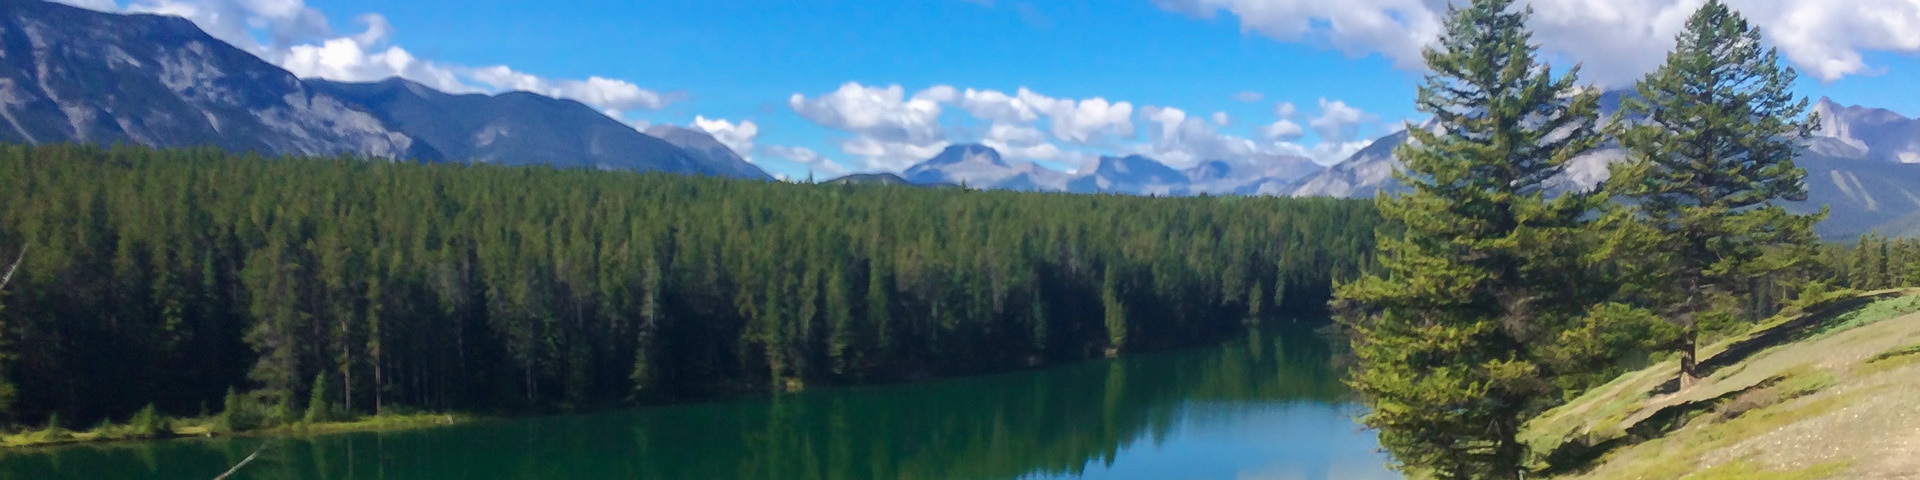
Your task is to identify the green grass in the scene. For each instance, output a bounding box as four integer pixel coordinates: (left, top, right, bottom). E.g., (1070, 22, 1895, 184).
(1809, 295, 1920, 340)
(1527, 290, 1920, 479)
(1687, 460, 1850, 480)
(1, 411, 462, 449)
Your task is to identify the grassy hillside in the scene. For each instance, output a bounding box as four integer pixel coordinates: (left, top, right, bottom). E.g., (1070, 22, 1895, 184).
(1523, 290, 1920, 479)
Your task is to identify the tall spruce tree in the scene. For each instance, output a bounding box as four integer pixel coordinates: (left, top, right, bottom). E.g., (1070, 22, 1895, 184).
(1334, 0, 1603, 477)
(1608, 0, 1821, 390)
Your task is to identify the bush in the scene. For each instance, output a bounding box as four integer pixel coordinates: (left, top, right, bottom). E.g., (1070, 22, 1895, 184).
(1789, 281, 1861, 316)
(128, 404, 167, 439)
(219, 388, 257, 432)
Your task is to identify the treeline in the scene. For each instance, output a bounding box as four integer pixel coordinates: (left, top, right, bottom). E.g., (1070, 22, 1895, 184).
(0, 143, 1379, 427)
(1825, 233, 1920, 291)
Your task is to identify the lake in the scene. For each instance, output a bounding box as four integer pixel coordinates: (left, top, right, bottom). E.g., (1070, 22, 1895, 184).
(0, 324, 1396, 480)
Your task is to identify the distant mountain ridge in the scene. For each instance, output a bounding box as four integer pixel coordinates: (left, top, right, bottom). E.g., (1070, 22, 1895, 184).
(861, 144, 1325, 196)
(0, 0, 767, 179)
(1285, 93, 1920, 238)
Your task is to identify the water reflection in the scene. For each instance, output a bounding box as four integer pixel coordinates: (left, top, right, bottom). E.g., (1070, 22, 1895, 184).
(0, 325, 1395, 480)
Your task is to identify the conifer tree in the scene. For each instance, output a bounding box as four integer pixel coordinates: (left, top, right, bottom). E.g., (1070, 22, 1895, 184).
(1335, 0, 1602, 477)
(1608, 0, 1821, 389)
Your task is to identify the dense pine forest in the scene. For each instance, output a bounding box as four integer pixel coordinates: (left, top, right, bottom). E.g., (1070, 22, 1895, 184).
(0, 143, 1379, 428)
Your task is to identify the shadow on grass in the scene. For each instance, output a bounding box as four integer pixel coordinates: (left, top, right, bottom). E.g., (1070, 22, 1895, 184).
(1536, 293, 1897, 477)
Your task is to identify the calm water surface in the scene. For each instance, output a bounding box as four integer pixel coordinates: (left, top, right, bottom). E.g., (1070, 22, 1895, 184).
(0, 325, 1395, 480)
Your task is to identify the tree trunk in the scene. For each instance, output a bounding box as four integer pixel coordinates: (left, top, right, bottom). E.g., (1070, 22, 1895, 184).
(1679, 330, 1699, 390)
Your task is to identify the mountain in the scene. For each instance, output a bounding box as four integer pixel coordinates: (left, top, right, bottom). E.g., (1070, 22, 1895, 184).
(1286, 93, 1920, 238)
(0, 0, 761, 179)
(1288, 130, 1409, 198)
(1184, 155, 1324, 195)
(310, 78, 764, 178)
(0, 0, 416, 158)
(1067, 155, 1190, 195)
(1811, 97, 1920, 164)
(641, 125, 771, 179)
(823, 172, 921, 186)
(887, 144, 1324, 196)
(902, 144, 1072, 191)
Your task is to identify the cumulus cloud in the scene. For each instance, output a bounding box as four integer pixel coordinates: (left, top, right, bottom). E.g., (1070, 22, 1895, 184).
(790, 83, 949, 146)
(1155, 0, 1920, 85)
(1308, 98, 1376, 143)
(766, 145, 849, 177)
(121, 0, 331, 54)
(469, 66, 681, 112)
(958, 87, 1135, 145)
(72, 0, 681, 118)
(1211, 111, 1232, 126)
(1136, 105, 1262, 167)
(796, 83, 1147, 168)
(1154, 0, 1446, 70)
(840, 137, 952, 171)
(1026, 93, 1136, 145)
(788, 83, 955, 169)
(1274, 101, 1299, 119)
(691, 116, 759, 160)
(959, 88, 1043, 124)
(50, 0, 121, 12)
(1232, 91, 1266, 102)
(1261, 119, 1305, 141)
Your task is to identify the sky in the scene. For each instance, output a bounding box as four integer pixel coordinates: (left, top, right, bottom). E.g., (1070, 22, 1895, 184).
(49, 0, 1920, 180)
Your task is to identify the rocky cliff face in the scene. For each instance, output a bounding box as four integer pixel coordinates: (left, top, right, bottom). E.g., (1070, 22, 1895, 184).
(0, 0, 768, 179)
(0, 0, 416, 158)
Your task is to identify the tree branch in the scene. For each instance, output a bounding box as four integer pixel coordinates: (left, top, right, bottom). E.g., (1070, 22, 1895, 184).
(0, 244, 24, 292)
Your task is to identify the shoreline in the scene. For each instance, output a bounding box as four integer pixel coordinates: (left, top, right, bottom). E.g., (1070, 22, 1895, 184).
(0, 412, 466, 451)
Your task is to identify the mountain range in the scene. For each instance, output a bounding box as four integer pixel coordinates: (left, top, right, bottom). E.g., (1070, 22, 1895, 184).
(0, 0, 767, 179)
(12, 0, 1920, 239)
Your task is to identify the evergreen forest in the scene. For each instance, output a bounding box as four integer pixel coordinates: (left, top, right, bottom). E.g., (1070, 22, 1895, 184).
(0, 143, 1380, 428)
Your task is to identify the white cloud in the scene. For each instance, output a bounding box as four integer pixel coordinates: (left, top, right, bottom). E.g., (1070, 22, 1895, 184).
(691, 116, 759, 160)
(1021, 90, 1136, 145)
(789, 83, 954, 169)
(49, 0, 120, 12)
(80, 0, 680, 117)
(959, 88, 1043, 124)
(1153, 0, 1446, 70)
(1155, 0, 1920, 86)
(122, 0, 331, 54)
(981, 122, 1077, 162)
(1308, 98, 1376, 143)
(839, 137, 952, 171)
(467, 66, 680, 112)
(1261, 119, 1305, 141)
(985, 122, 1047, 146)
(958, 87, 1137, 145)
(1232, 91, 1266, 102)
(1274, 101, 1299, 119)
(766, 145, 849, 176)
(1136, 105, 1262, 167)
(790, 83, 949, 146)
(1211, 111, 1232, 126)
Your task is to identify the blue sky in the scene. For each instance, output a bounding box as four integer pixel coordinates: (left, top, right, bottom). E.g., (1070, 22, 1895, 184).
(55, 0, 1920, 179)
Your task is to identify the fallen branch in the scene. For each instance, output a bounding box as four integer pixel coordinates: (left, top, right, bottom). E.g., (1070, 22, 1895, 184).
(212, 442, 268, 480)
(0, 244, 22, 292)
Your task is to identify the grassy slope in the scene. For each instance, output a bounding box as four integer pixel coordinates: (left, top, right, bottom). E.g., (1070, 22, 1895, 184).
(1523, 290, 1920, 479)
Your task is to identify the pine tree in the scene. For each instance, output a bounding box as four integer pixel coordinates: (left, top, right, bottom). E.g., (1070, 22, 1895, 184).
(304, 372, 333, 423)
(1334, 0, 1603, 477)
(1608, 0, 1822, 389)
